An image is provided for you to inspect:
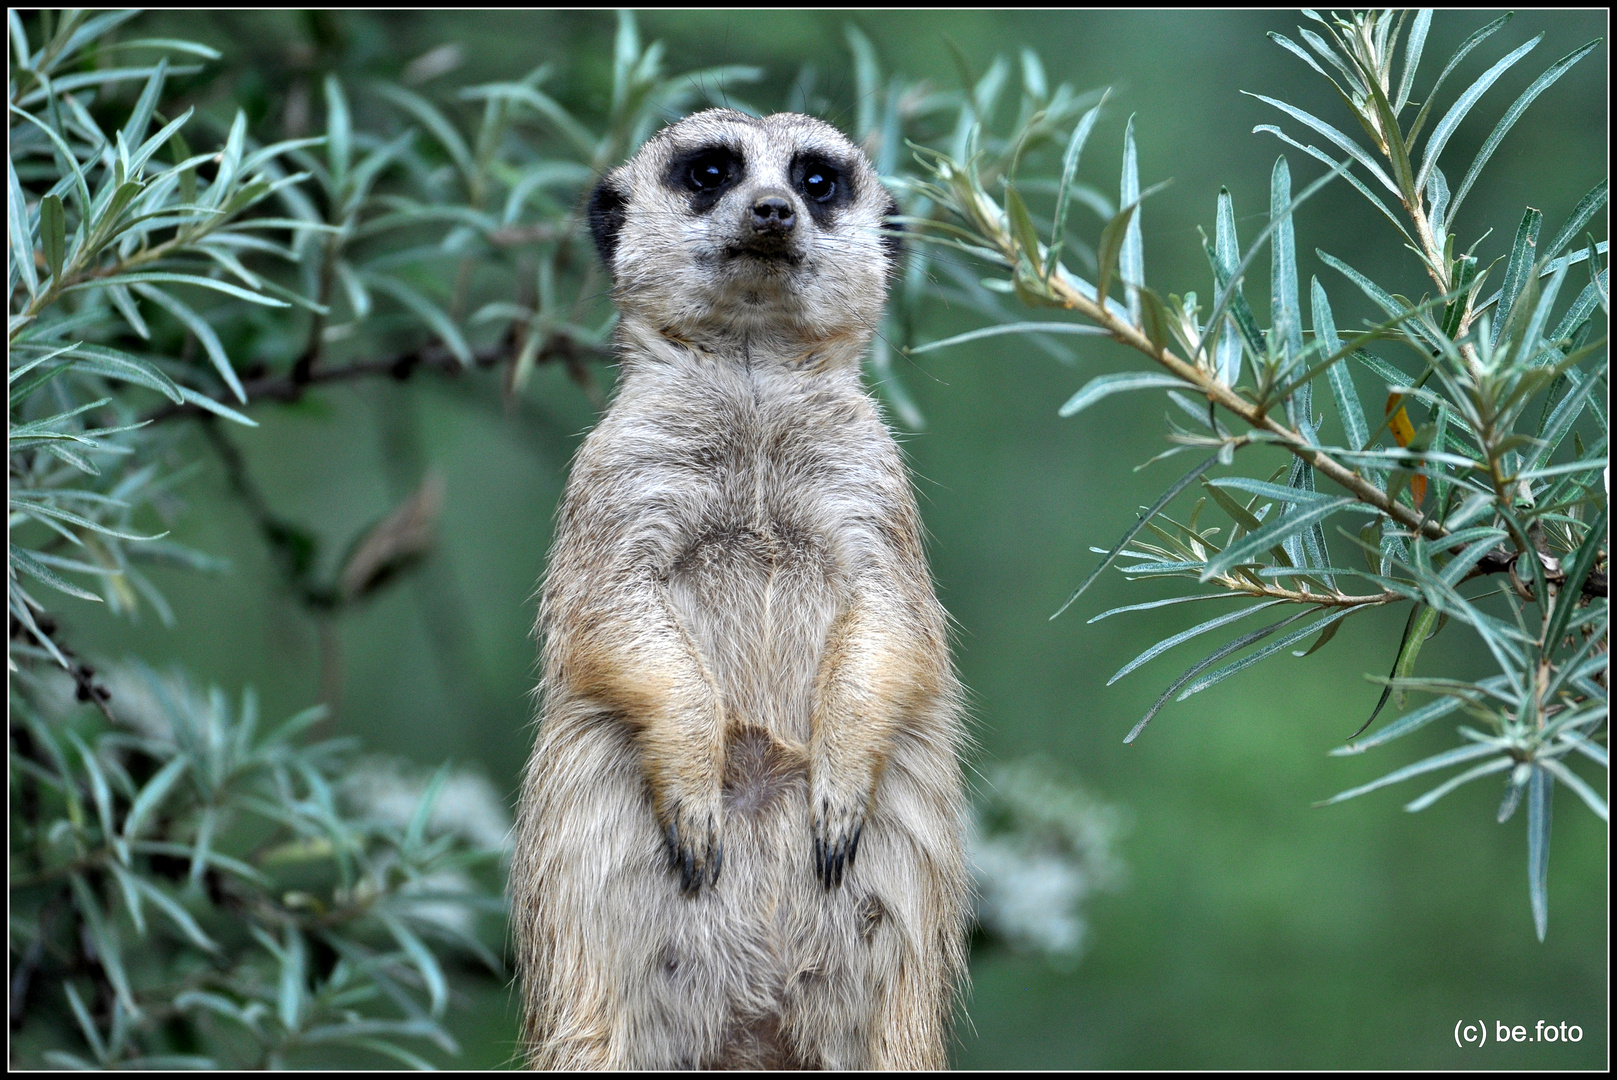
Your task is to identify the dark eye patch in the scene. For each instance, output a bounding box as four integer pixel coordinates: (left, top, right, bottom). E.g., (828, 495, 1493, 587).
(789, 152, 855, 228)
(664, 145, 744, 213)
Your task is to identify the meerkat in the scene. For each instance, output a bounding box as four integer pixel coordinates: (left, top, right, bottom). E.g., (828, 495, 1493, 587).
(511, 108, 969, 1071)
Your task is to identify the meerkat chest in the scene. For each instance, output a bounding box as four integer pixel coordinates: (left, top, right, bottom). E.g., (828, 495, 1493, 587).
(658, 369, 896, 584)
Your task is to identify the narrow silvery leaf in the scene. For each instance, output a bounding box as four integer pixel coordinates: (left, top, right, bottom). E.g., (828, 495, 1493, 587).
(1120, 114, 1143, 325)
(1244, 92, 1398, 196)
(1448, 41, 1599, 223)
(1202, 497, 1360, 581)
(1310, 278, 1368, 454)
(118, 56, 167, 154)
(371, 82, 475, 187)
(1404, 757, 1513, 812)
(324, 74, 351, 191)
(1405, 13, 1513, 147)
(1543, 508, 1607, 652)
(1509, 259, 1566, 368)
(1125, 607, 1315, 743)
(1527, 766, 1552, 941)
(1541, 179, 1606, 264)
(8, 158, 39, 296)
(1052, 453, 1220, 620)
(1206, 476, 1334, 503)
(1320, 740, 1502, 806)
(1058, 372, 1194, 418)
(1046, 93, 1107, 284)
(1427, 165, 1449, 240)
(1108, 600, 1283, 685)
(1493, 208, 1542, 347)
(132, 284, 247, 403)
(1176, 606, 1354, 700)
(363, 273, 473, 366)
(1416, 34, 1542, 195)
(1394, 10, 1433, 113)
(1214, 190, 1242, 385)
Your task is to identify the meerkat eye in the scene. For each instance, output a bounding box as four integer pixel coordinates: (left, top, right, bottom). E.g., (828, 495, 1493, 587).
(801, 165, 837, 203)
(687, 150, 736, 193)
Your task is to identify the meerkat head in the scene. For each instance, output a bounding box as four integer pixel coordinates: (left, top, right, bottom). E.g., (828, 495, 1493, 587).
(588, 109, 901, 353)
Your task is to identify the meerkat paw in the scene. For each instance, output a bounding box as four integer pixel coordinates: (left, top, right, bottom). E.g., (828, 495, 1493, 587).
(810, 780, 870, 891)
(656, 790, 724, 896)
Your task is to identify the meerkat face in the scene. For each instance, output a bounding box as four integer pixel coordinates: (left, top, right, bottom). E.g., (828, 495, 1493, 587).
(589, 109, 901, 347)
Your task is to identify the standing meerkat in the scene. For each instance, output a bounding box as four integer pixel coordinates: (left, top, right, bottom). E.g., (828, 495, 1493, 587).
(511, 108, 969, 1070)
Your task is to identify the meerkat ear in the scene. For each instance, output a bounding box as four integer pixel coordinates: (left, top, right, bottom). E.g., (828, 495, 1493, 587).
(588, 175, 629, 273)
(881, 195, 904, 274)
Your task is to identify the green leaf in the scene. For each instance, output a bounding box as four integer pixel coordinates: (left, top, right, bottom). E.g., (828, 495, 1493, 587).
(1269, 156, 1304, 382)
(1108, 600, 1283, 685)
(1211, 190, 1244, 385)
(1492, 208, 1543, 347)
(1541, 179, 1607, 263)
(380, 913, 448, 1017)
(370, 81, 475, 188)
(64, 982, 109, 1063)
(1416, 33, 1541, 196)
(1002, 184, 1043, 277)
(1046, 92, 1108, 286)
(39, 192, 67, 280)
(1253, 124, 1416, 247)
(361, 274, 473, 366)
(1448, 41, 1599, 223)
(1095, 201, 1138, 310)
(324, 74, 351, 191)
(118, 56, 168, 156)
(9, 546, 103, 602)
(67, 271, 289, 307)
(1087, 592, 1243, 624)
(1058, 372, 1195, 418)
(1319, 739, 1503, 806)
(1051, 453, 1221, 620)
(69, 873, 139, 1016)
(1310, 277, 1368, 451)
(1124, 607, 1316, 743)
(1244, 92, 1398, 196)
(1392, 603, 1440, 708)
(1206, 477, 1334, 504)
(1201, 497, 1363, 580)
(1404, 756, 1514, 812)
(1544, 508, 1607, 653)
(1176, 606, 1354, 699)
(8, 158, 39, 296)
(120, 756, 188, 844)
(1119, 114, 1144, 324)
(131, 284, 246, 404)
(1393, 9, 1433, 113)
(1527, 766, 1552, 941)
(175, 385, 257, 427)
(132, 876, 218, 952)
(1405, 13, 1512, 147)
(907, 320, 1107, 356)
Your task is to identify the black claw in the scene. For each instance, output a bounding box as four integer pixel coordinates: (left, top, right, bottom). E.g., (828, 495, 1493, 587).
(848, 823, 863, 868)
(711, 841, 724, 885)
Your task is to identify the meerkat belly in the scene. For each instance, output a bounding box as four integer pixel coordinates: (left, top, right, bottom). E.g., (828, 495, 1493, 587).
(666, 516, 838, 757)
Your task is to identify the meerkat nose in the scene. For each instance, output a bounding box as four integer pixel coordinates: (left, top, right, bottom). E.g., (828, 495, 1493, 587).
(750, 192, 796, 235)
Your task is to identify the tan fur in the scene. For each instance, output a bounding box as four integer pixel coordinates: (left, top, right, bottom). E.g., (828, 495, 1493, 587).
(512, 110, 968, 1070)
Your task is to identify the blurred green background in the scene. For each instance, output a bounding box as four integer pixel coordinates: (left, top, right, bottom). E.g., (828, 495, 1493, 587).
(65, 9, 1606, 1069)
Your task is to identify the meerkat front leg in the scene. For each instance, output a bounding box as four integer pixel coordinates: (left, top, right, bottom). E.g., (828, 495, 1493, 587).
(809, 591, 939, 889)
(555, 568, 727, 893)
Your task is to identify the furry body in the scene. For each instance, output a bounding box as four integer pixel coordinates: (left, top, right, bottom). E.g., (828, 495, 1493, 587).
(512, 110, 968, 1070)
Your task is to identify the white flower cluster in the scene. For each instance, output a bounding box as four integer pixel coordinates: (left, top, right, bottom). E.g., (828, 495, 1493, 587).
(968, 758, 1128, 969)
